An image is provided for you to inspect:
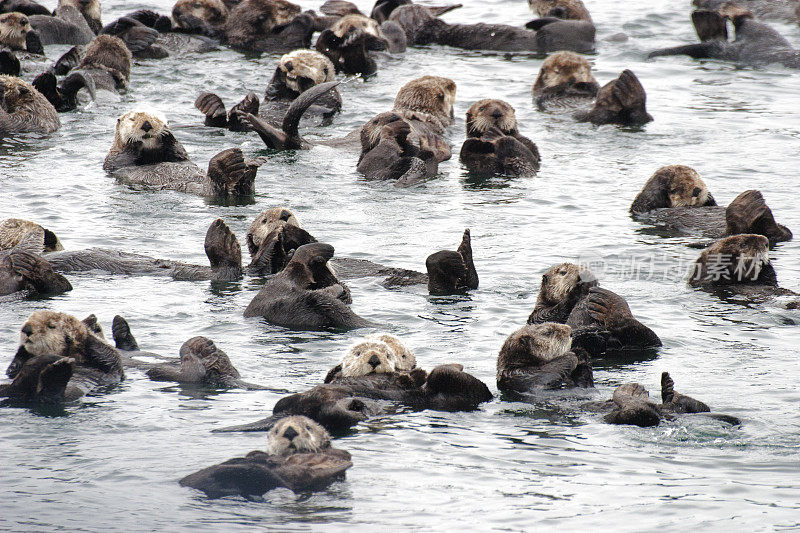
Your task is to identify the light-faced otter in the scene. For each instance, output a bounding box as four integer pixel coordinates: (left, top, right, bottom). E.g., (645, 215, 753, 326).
(630, 167, 791, 245)
(389, 3, 594, 54)
(532, 51, 600, 111)
(72, 34, 131, 94)
(0, 74, 59, 136)
(648, 6, 800, 69)
(425, 228, 478, 295)
(0, 218, 62, 252)
(7, 311, 124, 398)
(0, 250, 72, 297)
(497, 322, 593, 394)
(45, 218, 243, 283)
(586, 372, 741, 427)
(0, 353, 76, 404)
(29, 0, 97, 46)
(528, 263, 661, 355)
(196, 49, 340, 131)
(244, 242, 370, 331)
(103, 109, 261, 198)
(222, 0, 315, 53)
(180, 415, 353, 498)
(314, 13, 387, 75)
(459, 99, 540, 177)
(0, 11, 43, 53)
(528, 0, 592, 21)
(573, 70, 653, 126)
(322, 337, 413, 383)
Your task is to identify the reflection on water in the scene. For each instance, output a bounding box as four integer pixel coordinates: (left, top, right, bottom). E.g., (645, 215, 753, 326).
(1, 0, 800, 530)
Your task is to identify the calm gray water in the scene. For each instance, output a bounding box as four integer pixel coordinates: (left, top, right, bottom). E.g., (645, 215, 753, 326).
(2, 0, 800, 530)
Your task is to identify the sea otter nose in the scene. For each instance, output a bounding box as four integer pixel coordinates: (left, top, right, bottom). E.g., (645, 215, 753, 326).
(491, 110, 503, 119)
(283, 427, 298, 441)
(368, 354, 381, 368)
(21, 324, 32, 336)
(285, 61, 293, 71)
(692, 187, 702, 197)
(141, 121, 152, 132)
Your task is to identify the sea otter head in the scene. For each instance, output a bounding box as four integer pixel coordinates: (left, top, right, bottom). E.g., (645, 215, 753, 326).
(246, 207, 298, 256)
(80, 34, 132, 80)
(227, 0, 301, 36)
(0, 219, 63, 253)
(528, 0, 592, 21)
(465, 99, 519, 138)
(0, 75, 41, 111)
(394, 75, 456, 126)
(533, 51, 599, 99)
(283, 242, 337, 288)
(114, 109, 170, 151)
(0, 12, 32, 50)
(332, 13, 381, 39)
(689, 234, 772, 287)
(537, 262, 598, 306)
(178, 336, 240, 381)
(659, 165, 710, 207)
(266, 415, 331, 456)
(275, 49, 335, 94)
(369, 333, 415, 371)
(17, 311, 89, 362)
(360, 112, 408, 151)
(497, 323, 573, 373)
(340, 340, 397, 377)
(172, 0, 229, 29)
(387, 4, 435, 43)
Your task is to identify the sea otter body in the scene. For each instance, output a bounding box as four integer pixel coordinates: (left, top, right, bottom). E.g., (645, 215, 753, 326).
(0, 75, 59, 137)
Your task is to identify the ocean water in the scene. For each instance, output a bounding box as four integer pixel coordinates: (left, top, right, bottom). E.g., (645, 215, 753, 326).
(1, 0, 799, 530)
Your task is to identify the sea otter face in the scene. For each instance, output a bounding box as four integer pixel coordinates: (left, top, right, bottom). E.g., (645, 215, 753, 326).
(689, 234, 770, 285)
(394, 75, 456, 122)
(0, 219, 63, 252)
(277, 49, 335, 93)
(59, 0, 102, 23)
(360, 112, 406, 151)
(246, 207, 298, 255)
(340, 341, 397, 377)
(172, 0, 229, 27)
(18, 311, 88, 359)
(267, 415, 331, 456)
(114, 110, 169, 150)
(533, 51, 599, 97)
(538, 262, 597, 305)
(0, 12, 31, 49)
(369, 334, 415, 370)
(498, 323, 572, 371)
(332, 14, 381, 39)
(658, 165, 710, 207)
(465, 99, 518, 137)
(528, 0, 591, 21)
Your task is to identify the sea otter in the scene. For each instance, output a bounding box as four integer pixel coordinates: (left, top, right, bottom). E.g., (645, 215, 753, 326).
(648, 5, 800, 69)
(532, 51, 600, 111)
(497, 322, 593, 395)
(221, 0, 315, 53)
(103, 109, 261, 198)
(459, 99, 540, 177)
(314, 13, 387, 75)
(528, 263, 661, 355)
(180, 416, 353, 498)
(389, 3, 594, 54)
(0, 218, 62, 252)
(29, 0, 97, 45)
(323, 335, 416, 383)
(0, 11, 43, 53)
(0, 75, 58, 137)
(573, 69, 653, 126)
(389, 75, 455, 163)
(6, 311, 124, 399)
(196, 49, 340, 131)
(528, 0, 592, 21)
(243, 207, 318, 276)
(694, 0, 799, 23)
(586, 372, 741, 427)
(172, 0, 228, 35)
(244, 242, 370, 331)
(70, 34, 131, 94)
(45, 218, 244, 283)
(630, 166, 791, 245)
(0, 249, 71, 297)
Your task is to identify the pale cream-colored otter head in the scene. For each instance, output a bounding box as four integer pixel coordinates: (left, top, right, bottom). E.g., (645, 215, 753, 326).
(113, 109, 169, 151)
(246, 207, 299, 256)
(537, 263, 597, 306)
(172, 0, 229, 28)
(393, 75, 456, 128)
(533, 51, 598, 97)
(266, 415, 331, 456)
(19, 311, 91, 360)
(465, 99, 519, 137)
(0, 12, 32, 50)
(340, 340, 397, 377)
(368, 333, 415, 371)
(657, 165, 710, 207)
(59, 0, 102, 25)
(497, 322, 573, 374)
(0, 219, 63, 252)
(332, 13, 381, 38)
(278, 49, 335, 93)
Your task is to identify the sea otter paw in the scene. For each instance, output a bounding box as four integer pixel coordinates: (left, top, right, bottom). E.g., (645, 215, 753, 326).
(195, 92, 228, 127)
(208, 148, 247, 187)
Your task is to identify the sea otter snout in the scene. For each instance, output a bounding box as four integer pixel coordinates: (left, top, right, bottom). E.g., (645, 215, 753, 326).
(266, 415, 331, 456)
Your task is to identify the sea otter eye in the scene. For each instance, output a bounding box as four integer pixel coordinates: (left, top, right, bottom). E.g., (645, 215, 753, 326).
(47, 323, 56, 329)
(558, 269, 567, 275)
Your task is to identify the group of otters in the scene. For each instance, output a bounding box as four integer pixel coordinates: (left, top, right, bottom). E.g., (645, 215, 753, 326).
(1, 0, 797, 500)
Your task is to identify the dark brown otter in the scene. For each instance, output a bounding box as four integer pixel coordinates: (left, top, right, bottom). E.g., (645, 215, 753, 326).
(180, 416, 352, 498)
(573, 69, 653, 126)
(497, 322, 592, 394)
(0, 74, 59, 136)
(528, 0, 592, 22)
(0, 353, 77, 404)
(222, 0, 315, 53)
(459, 99, 540, 177)
(314, 13, 387, 75)
(45, 218, 244, 283)
(172, 0, 228, 35)
(425, 228, 478, 295)
(243, 242, 370, 331)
